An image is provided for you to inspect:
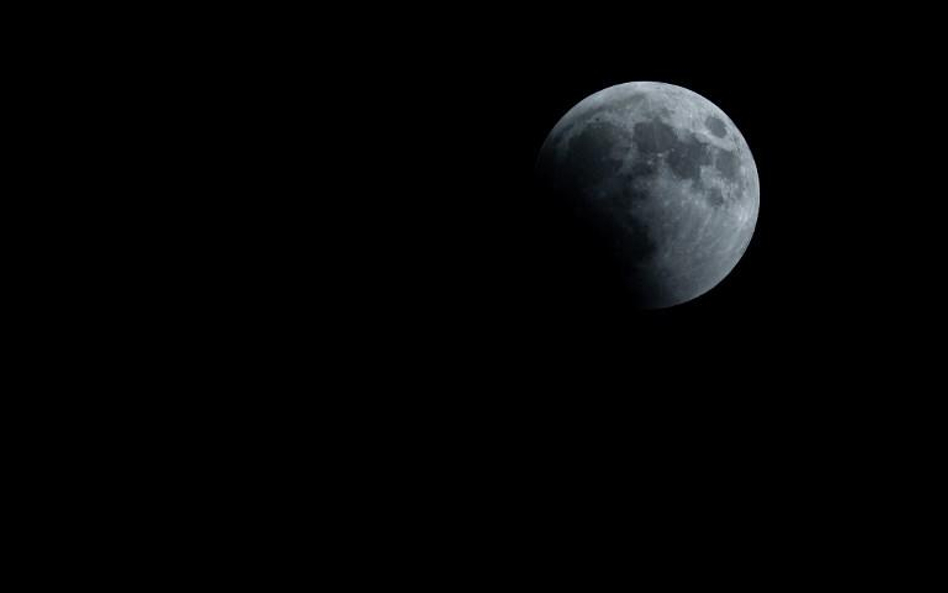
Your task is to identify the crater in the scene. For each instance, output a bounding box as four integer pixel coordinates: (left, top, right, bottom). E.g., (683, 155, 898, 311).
(706, 187, 725, 208)
(714, 149, 740, 180)
(620, 93, 646, 109)
(705, 116, 727, 138)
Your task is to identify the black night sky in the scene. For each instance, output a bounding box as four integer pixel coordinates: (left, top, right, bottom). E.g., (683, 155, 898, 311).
(23, 6, 943, 582)
(145, 6, 944, 575)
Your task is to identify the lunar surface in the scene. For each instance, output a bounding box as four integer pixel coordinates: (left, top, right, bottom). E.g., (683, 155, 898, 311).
(535, 81, 759, 309)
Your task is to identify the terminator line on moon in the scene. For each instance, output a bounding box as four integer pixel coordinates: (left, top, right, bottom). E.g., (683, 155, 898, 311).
(535, 81, 759, 309)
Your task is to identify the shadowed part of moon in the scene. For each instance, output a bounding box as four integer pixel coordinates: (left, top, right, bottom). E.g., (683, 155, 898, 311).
(566, 121, 629, 190)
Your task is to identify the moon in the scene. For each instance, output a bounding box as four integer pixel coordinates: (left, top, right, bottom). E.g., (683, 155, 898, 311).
(535, 82, 759, 309)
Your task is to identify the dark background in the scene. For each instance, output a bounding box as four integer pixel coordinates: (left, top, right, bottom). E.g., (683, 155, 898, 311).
(8, 7, 941, 581)
(34, 7, 940, 575)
